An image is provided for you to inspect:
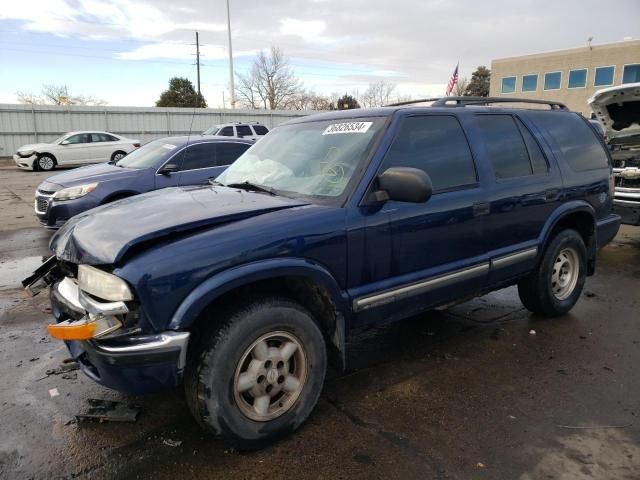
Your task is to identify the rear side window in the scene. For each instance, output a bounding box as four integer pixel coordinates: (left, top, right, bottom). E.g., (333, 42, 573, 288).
(219, 126, 234, 136)
(253, 125, 269, 135)
(515, 118, 548, 174)
(534, 113, 608, 171)
(381, 115, 477, 192)
(216, 143, 250, 166)
(179, 143, 217, 170)
(236, 125, 253, 137)
(475, 115, 532, 179)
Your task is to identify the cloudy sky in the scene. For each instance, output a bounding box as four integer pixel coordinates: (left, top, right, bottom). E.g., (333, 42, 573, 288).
(1, 0, 639, 107)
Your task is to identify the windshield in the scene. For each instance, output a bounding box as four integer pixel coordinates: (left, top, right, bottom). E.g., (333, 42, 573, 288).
(202, 126, 220, 135)
(216, 118, 385, 199)
(52, 134, 68, 144)
(116, 139, 179, 169)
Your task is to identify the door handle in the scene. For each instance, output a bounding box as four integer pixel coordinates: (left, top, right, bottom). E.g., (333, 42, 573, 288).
(472, 202, 491, 217)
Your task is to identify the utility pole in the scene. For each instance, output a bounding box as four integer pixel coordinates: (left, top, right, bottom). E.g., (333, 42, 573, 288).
(226, 0, 235, 108)
(195, 31, 201, 100)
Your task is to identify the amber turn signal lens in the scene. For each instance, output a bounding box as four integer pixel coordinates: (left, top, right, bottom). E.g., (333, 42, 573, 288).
(47, 321, 97, 340)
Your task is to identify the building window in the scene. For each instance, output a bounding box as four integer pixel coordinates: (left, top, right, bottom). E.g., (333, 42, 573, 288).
(594, 66, 615, 86)
(623, 64, 640, 84)
(522, 74, 538, 92)
(544, 72, 562, 90)
(501, 76, 516, 94)
(568, 68, 588, 88)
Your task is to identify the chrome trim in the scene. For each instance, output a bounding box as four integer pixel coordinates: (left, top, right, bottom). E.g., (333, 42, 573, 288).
(55, 277, 129, 316)
(353, 263, 490, 312)
(491, 247, 538, 270)
(614, 199, 640, 206)
(91, 332, 191, 369)
(78, 290, 129, 316)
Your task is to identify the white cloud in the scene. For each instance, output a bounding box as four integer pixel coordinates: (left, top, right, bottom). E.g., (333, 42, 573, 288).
(280, 18, 327, 42)
(115, 43, 254, 61)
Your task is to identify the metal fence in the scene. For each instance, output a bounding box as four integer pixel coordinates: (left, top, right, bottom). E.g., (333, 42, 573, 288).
(0, 104, 311, 157)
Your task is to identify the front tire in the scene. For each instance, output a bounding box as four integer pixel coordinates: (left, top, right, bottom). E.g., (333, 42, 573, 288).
(185, 298, 327, 450)
(36, 154, 56, 171)
(518, 229, 587, 317)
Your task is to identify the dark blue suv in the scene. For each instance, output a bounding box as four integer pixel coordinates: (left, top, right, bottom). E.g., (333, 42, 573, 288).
(28, 97, 620, 449)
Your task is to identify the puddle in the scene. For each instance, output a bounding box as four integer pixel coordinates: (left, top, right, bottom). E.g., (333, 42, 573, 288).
(0, 256, 44, 290)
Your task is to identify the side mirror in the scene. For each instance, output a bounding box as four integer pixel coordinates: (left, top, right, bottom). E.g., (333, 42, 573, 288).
(158, 163, 179, 175)
(60, 140, 70, 145)
(368, 167, 433, 204)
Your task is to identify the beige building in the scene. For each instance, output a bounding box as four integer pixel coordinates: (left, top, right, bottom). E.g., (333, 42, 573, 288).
(490, 40, 640, 115)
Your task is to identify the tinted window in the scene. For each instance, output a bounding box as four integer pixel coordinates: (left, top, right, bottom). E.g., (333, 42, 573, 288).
(219, 126, 234, 136)
(501, 77, 516, 94)
(534, 113, 608, 171)
(253, 125, 269, 135)
(106, 134, 119, 141)
(515, 118, 548, 174)
(594, 66, 615, 86)
(216, 143, 250, 166)
(568, 69, 587, 88)
(179, 143, 217, 170)
(522, 74, 538, 92)
(91, 133, 114, 142)
(544, 72, 561, 90)
(475, 115, 532, 179)
(623, 64, 640, 84)
(66, 133, 91, 144)
(381, 115, 477, 192)
(236, 125, 253, 137)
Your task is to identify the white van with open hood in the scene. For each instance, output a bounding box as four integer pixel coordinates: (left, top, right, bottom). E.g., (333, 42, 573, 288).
(589, 83, 640, 225)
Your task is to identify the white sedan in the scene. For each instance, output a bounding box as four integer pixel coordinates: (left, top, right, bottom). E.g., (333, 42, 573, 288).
(13, 131, 141, 171)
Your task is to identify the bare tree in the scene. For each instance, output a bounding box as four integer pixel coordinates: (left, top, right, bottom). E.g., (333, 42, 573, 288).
(360, 81, 397, 107)
(16, 91, 44, 105)
(285, 90, 334, 111)
(42, 84, 70, 105)
(453, 77, 469, 96)
(235, 47, 303, 110)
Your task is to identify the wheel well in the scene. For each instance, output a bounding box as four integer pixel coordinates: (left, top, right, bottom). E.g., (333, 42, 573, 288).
(191, 276, 343, 367)
(111, 150, 127, 159)
(37, 152, 57, 162)
(548, 211, 596, 274)
(101, 192, 133, 204)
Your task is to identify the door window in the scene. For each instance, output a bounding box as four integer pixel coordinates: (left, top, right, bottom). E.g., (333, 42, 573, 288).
(66, 133, 91, 144)
(236, 125, 253, 137)
(216, 143, 250, 166)
(380, 115, 477, 192)
(475, 115, 534, 179)
(178, 143, 218, 170)
(218, 126, 234, 136)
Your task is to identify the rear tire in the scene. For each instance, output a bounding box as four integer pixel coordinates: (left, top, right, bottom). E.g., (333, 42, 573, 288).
(36, 154, 56, 171)
(518, 229, 587, 317)
(185, 298, 327, 450)
(111, 151, 127, 163)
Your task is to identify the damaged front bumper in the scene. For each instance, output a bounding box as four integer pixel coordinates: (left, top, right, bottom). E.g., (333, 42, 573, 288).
(45, 269, 190, 394)
(613, 167, 640, 226)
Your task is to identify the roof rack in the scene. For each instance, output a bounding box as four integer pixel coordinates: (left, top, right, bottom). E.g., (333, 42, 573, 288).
(387, 96, 568, 110)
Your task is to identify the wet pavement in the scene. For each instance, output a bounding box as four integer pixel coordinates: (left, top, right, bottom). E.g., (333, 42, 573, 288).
(1, 163, 640, 479)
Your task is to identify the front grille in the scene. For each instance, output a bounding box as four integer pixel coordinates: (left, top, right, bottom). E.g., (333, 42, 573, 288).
(615, 177, 640, 189)
(36, 197, 50, 213)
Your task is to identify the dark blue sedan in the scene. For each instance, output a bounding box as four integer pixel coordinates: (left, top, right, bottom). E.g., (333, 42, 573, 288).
(34, 136, 252, 228)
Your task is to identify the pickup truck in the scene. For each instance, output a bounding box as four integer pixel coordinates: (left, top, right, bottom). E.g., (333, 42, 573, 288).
(27, 97, 620, 449)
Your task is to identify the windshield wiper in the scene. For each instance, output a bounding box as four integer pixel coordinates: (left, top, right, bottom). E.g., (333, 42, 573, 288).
(225, 181, 277, 195)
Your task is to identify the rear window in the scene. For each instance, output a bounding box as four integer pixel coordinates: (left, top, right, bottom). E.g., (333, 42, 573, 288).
(533, 113, 608, 171)
(253, 125, 269, 135)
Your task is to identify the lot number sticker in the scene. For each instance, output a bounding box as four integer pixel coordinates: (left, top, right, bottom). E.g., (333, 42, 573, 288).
(322, 122, 373, 135)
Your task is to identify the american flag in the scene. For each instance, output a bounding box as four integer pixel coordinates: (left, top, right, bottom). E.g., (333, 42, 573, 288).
(445, 63, 459, 96)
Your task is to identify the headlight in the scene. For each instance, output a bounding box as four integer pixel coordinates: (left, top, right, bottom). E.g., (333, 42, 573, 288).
(78, 265, 133, 301)
(53, 183, 98, 201)
(18, 150, 35, 157)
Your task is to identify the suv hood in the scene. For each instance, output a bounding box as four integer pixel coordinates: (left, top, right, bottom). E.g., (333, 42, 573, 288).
(41, 163, 141, 190)
(50, 185, 308, 265)
(589, 83, 640, 146)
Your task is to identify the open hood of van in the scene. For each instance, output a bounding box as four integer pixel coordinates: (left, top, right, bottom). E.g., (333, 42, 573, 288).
(589, 83, 640, 146)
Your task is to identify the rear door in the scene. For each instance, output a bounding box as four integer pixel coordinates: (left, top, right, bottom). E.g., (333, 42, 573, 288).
(175, 142, 224, 185)
(351, 113, 490, 327)
(90, 133, 116, 162)
(212, 142, 251, 178)
(468, 113, 562, 283)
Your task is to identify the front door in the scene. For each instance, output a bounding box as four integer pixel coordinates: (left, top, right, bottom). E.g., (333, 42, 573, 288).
(59, 133, 94, 164)
(350, 114, 490, 328)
